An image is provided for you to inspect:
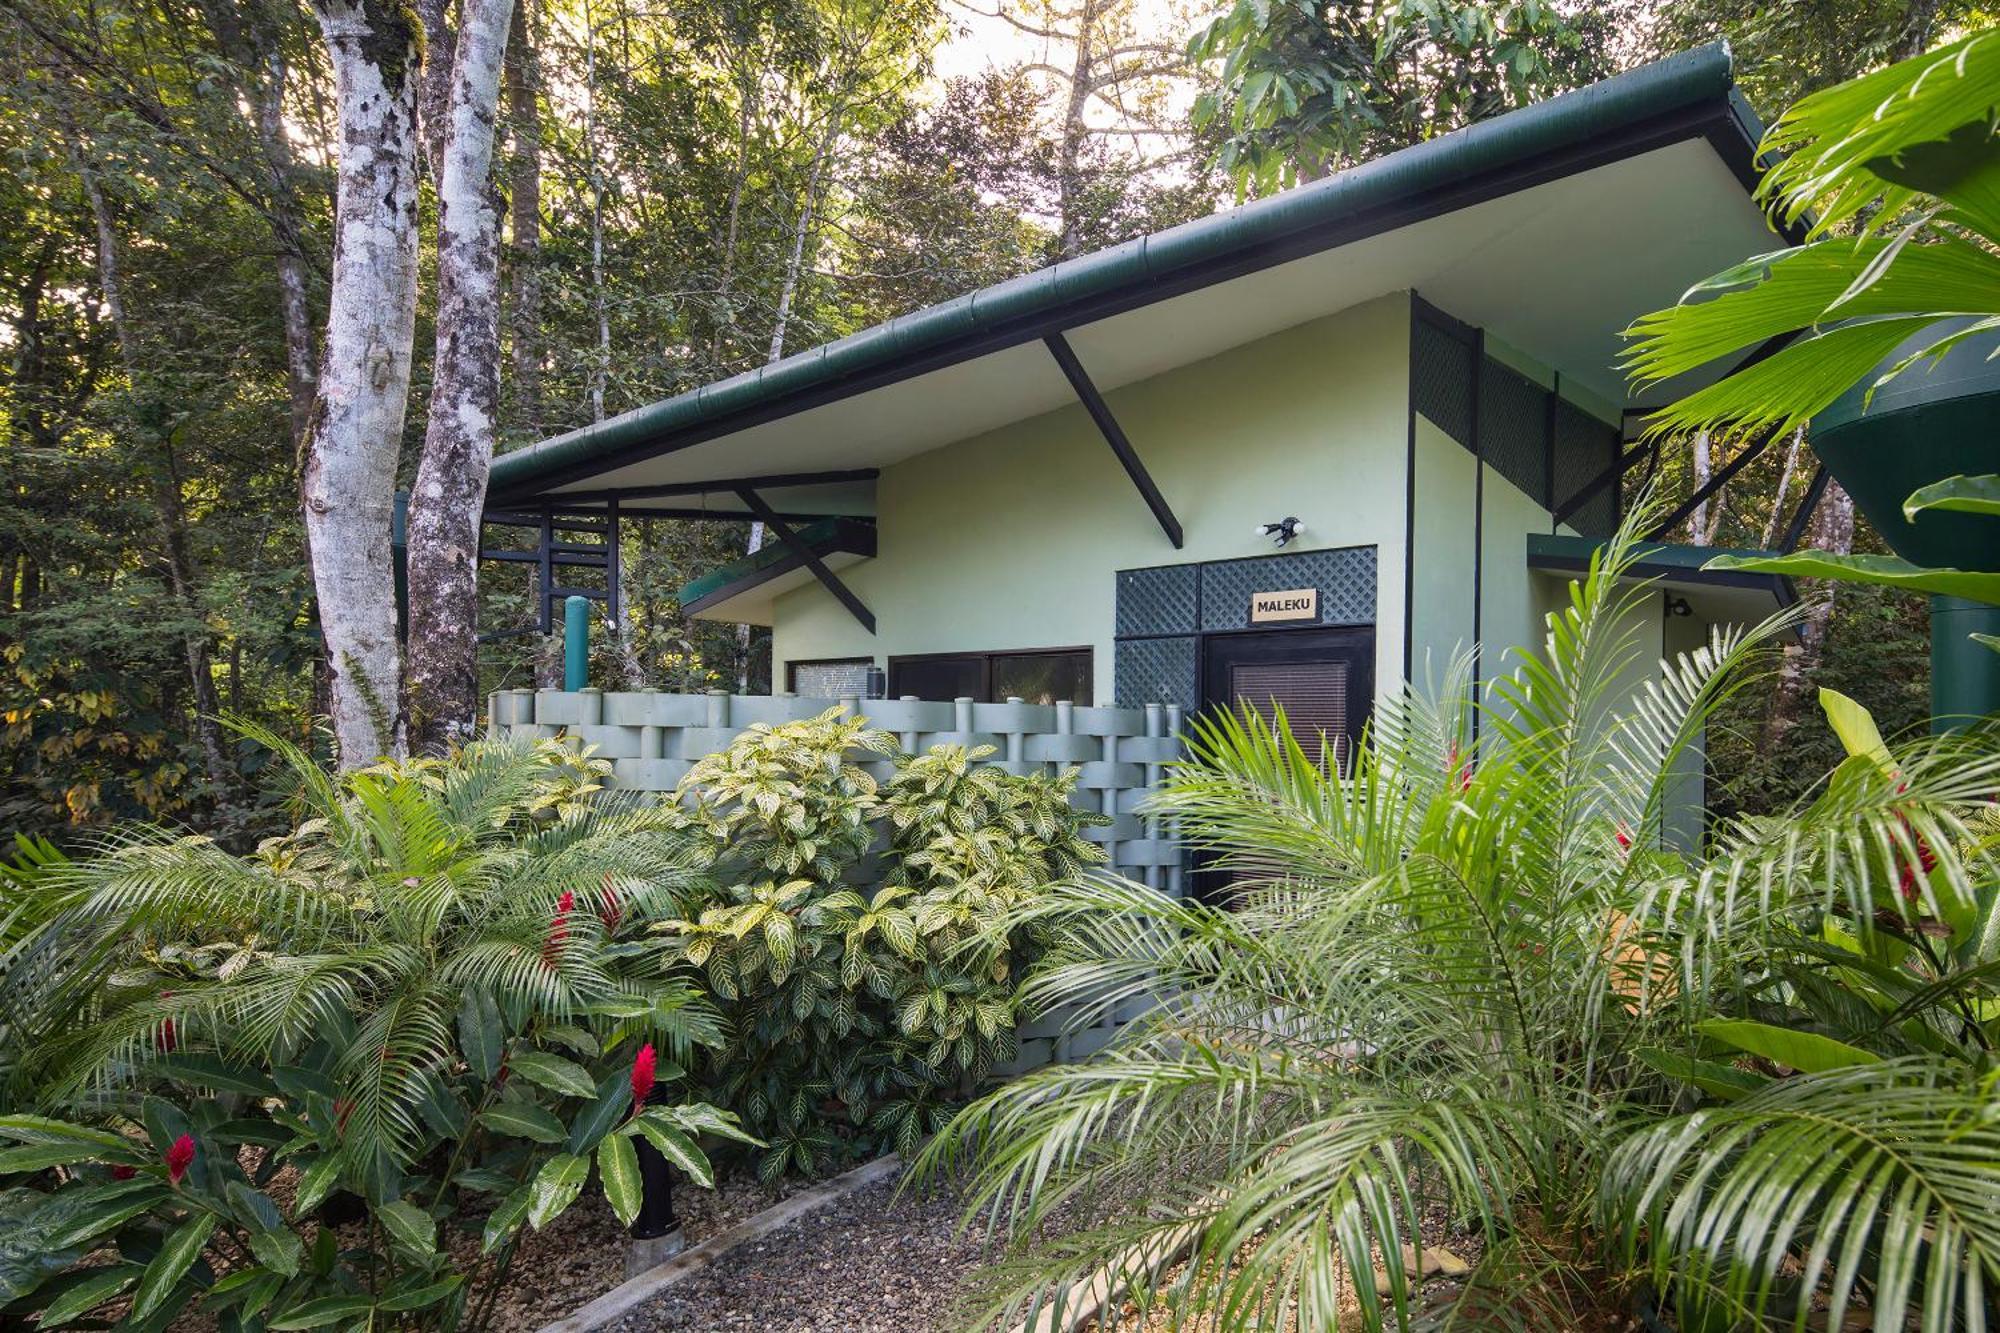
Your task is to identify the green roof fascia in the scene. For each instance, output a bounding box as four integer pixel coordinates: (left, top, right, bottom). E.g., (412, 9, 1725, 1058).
(678, 518, 875, 609)
(493, 45, 1745, 501)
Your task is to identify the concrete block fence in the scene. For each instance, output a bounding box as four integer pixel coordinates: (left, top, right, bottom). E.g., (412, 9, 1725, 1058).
(486, 688, 1186, 891)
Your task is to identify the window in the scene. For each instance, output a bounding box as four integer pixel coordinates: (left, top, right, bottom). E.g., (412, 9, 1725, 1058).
(788, 657, 876, 697)
(888, 649, 1092, 705)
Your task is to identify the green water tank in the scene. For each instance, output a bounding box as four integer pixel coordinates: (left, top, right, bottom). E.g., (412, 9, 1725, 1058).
(1811, 320, 2000, 729)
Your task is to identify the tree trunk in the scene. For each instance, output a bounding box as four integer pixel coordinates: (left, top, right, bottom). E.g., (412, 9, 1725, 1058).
(1760, 427, 1805, 549)
(74, 141, 232, 793)
(305, 0, 423, 767)
(505, 0, 543, 436)
(406, 0, 517, 752)
(1056, 0, 1101, 260)
(1764, 476, 1855, 752)
(1689, 430, 1716, 544)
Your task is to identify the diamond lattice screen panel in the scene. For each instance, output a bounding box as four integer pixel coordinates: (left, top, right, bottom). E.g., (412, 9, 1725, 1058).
(1116, 563, 1199, 638)
(1554, 398, 1621, 536)
(1479, 360, 1552, 507)
(791, 660, 874, 697)
(1115, 635, 1198, 712)
(1412, 316, 1476, 447)
(1198, 547, 1376, 633)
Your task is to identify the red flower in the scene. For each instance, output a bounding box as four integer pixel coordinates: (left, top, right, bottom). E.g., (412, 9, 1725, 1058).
(110, 1164, 137, 1181)
(543, 890, 576, 967)
(600, 880, 623, 933)
(165, 1134, 194, 1185)
(630, 1042, 657, 1109)
(1895, 812, 1938, 900)
(1614, 822, 1633, 851)
(158, 990, 177, 1054)
(1446, 743, 1471, 791)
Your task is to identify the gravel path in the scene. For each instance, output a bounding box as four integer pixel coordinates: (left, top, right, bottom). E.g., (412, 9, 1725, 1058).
(605, 1169, 997, 1333)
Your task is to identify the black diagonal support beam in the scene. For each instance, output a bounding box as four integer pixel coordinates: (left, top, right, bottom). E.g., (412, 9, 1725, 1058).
(1646, 429, 1778, 541)
(1778, 463, 1832, 553)
(735, 488, 876, 634)
(1044, 332, 1183, 548)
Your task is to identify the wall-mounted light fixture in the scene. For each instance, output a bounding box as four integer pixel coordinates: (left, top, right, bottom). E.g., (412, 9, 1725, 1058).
(1256, 517, 1306, 548)
(1664, 595, 1694, 618)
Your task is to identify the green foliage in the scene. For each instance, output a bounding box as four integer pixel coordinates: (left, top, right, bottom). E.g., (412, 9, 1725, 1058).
(0, 732, 750, 1329)
(657, 707, 1107, 1177)
(913, 516, 2000, 1331)
(1188, 0, 1613, 193)
(1626, 28, 2000, 447)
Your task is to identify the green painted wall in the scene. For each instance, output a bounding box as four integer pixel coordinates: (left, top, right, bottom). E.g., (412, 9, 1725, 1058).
(771, 294, 1414, 702)
(1409, 415, 1478, 688)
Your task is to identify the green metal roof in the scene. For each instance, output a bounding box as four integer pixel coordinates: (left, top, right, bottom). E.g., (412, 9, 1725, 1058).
(493, 44, 1752, 503)
(1526, 533, 1799, 608)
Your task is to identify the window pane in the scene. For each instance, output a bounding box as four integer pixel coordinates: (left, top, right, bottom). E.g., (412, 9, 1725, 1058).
(790, 659, 873, 698)
(889, 656, 984, 701)
(992, 652, 1091, 706)
(1229, 660, 1351, 770)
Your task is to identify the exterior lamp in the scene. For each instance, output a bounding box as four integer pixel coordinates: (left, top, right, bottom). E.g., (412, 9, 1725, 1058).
(1256, 517, 1306, 547)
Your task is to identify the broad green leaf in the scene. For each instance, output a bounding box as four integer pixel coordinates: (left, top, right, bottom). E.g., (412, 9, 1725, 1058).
(45, 1183, 171, 1248)
(246, 1225, 302, 1278)
(528, 1152, 589, 1229)
(631, 1115, 714, 1189)
(270, 1065, 339, 1101)
(291, 1153, 343, 1217)
(481, 1186, 531, 1254)
(458, 988, 504, 1083)
(129, 1211, 217, 1323)
(1818, 688, 1892, 767)
(451, 1167, 516, 1194)
(477, 1102, 565, 1144)
(377, 1274, 464, 1312)
(1707, 550, 2000, 606)
(0, 1143, 107, 1172)
(506, 1052, 597, 1098)
(36, 1264, 142, 1327)
(158, 1054, 276, 1097)
(1633, 1046, 1769, 1101)
(564, 1070, 633, 1154)
(598, 1132, 643, 1226)
(267, 1294, 376, 1329)
(208, 1269, 282, 1319)
(0, 1116, 134, 1154)
(1697, 1019, 1883, 1073)
(1903, 473, 2000, 519)
(375, 1199, 435, 1258)
(225, 1181, 285, 1235)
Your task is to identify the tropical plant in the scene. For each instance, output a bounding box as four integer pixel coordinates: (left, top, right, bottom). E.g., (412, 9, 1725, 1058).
(915, 517, 2000, 1332)
(0, 731, 751, 1330)
(657, 708, 1107, 1178)
(1624, 27, 2000, 612)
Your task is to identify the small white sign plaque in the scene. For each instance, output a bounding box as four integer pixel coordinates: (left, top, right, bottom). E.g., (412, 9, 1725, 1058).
(1250, 587, 1318, 623)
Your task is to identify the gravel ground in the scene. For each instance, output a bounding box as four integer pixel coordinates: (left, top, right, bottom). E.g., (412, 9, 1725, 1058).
(604, 1169, 999, 1333)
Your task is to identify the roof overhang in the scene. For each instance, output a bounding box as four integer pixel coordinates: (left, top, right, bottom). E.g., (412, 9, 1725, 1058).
(680, 518, 878, 625)
(488, 45, 1790, 518)
(1526, 533, 1800, 629)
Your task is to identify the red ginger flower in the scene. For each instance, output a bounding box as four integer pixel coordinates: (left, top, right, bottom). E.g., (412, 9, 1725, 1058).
(165, 1134, 194, 1185)
(631, 1042, 657, 1109)
(543, 890, 575, 967)
(601, 880, 623, 933)
(158, 990, 177, 1054)
(110, 1164, 137, 1181)
(1615, 822, 1633, 851)
(1895, 812, 1939, 901)
(1446, 743, 1471, 791)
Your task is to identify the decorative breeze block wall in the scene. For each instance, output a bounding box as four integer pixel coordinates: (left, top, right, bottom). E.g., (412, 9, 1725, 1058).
(487, 688, 1184, 894)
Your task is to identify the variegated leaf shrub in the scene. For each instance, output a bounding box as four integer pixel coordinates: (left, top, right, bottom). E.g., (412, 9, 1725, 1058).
(657, 708, 1108, 1178)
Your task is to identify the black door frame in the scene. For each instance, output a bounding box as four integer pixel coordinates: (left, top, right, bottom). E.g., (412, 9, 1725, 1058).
(1198, 623, 1376, 768)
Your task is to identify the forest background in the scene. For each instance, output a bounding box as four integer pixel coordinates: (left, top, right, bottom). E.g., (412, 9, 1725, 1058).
(0, 0, 1963, 838)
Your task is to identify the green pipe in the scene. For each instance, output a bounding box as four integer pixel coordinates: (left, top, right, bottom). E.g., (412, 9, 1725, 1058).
(1930, 596, 2000, 733)
(563, 595, 590, 691)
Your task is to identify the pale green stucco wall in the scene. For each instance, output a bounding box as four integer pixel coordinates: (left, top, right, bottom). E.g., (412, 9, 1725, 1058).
(771, 294, 1413, 702)
(1409, 415, 1478, 690)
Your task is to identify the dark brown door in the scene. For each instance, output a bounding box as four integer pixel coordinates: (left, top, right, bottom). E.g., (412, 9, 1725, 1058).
(1195, 627, 1373, 902)
(1201, 627, 1374, 774)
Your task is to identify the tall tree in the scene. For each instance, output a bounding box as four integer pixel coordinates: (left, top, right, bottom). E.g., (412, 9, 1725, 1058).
(304, 0, 423, 766)
(405, 0, 520, 750)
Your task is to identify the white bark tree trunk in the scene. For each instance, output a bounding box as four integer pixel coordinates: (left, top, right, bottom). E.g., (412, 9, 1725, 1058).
(406, 0, 517, 751)
(305, 0, 423, 767)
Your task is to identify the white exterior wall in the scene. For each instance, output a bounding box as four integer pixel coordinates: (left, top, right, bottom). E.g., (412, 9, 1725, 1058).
(770, 294, 1413, 704)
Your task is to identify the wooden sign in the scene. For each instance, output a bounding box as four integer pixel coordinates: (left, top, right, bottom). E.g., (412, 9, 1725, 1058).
(1250, 587, 1317, 623)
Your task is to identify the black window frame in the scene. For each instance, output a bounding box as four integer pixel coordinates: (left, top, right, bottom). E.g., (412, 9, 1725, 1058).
(886, 646, 1095, 703)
